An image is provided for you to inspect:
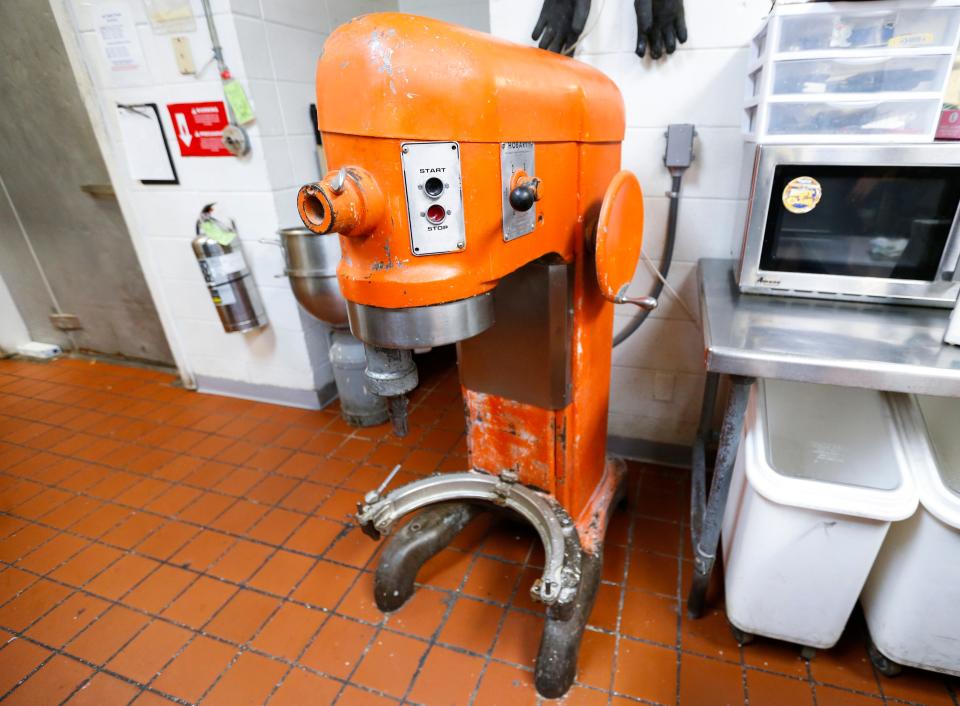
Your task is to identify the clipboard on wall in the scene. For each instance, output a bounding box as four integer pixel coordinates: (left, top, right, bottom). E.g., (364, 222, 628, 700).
(116, 103, 179, 184)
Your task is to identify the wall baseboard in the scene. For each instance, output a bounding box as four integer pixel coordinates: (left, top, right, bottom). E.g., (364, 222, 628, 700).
(195, 375, 338, 411)
(606, 435, 692, 469)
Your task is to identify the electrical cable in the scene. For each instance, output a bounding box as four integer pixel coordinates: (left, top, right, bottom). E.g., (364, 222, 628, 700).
(612, 172, 683, 347)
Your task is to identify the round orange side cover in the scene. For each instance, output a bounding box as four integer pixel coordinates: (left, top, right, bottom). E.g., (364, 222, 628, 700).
(595, 171, 645, 302)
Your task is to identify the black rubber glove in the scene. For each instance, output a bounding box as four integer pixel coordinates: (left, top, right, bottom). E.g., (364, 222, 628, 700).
(635, 0, 688, 59)
(532, 0, 591, 54)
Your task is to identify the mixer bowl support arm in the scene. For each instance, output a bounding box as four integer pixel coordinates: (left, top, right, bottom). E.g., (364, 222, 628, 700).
(356, 470, 584, 617)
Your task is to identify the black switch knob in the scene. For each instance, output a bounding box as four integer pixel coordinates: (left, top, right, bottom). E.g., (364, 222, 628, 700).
(509, 185, 537, 212)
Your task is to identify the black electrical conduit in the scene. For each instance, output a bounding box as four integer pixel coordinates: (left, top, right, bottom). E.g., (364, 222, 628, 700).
(612, 172, 684, 348)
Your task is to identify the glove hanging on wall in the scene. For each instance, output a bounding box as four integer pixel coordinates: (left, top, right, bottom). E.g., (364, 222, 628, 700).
(532, 0, 591, 54)
(634, 0, 688, 59)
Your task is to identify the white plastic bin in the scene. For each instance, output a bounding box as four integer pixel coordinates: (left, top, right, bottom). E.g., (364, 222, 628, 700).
(721, 380, 919, 649)
(861, 394, 960, 677)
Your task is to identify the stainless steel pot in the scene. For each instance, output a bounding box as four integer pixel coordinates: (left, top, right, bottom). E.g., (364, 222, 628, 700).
(278, 227, 348, 327)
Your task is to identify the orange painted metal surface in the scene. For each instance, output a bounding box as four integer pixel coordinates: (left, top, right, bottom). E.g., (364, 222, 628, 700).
(315, 14, 624, 144)
(301, 14, 641, 523)
(595, 171, 645, 302)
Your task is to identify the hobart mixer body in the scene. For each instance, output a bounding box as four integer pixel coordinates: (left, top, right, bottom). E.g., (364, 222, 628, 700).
(297, 14, 648, 697)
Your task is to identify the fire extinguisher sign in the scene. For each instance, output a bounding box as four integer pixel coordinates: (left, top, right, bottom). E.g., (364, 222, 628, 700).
(167, 101, 231, 157)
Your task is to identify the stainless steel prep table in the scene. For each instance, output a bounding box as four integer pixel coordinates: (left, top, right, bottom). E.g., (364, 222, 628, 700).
(687, 258, 960, 619)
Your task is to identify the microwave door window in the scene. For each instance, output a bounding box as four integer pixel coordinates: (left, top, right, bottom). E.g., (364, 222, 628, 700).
(759, 165, 960, 281)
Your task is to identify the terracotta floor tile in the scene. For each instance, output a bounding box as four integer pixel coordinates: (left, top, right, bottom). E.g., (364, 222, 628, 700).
(0, 568, 35, 607)
(116, 478, 170, 508)
(64, 605, 150, 665)
(463, 557, 521, 603)
(208, 540, 273, 583)
(587, 582, 621, 632)
(249, 475, 299, 505)
(746, 670, 814, 706)
(403, 449, 444, 474)
(439, 596, 504, 654)
(247, 551, 313, 597)
(353, 630, 427, 698)
(169, 530, 234, 572)
(214, 466, 265, 495)
(317, 488, 366, 523)
(680, 606, 741, 663)
(383, 586, 449, 640)
(493, 609, 542, 668)
(300, 614, 375, 679)
(63, 672, 139, 706)
(210, 500, 268, 534)
(40, 496, 102, 530)
(247, 446, 293, 473)
(251, 602, 325, 660)
(0, 580, 72, 632)
(102, 513, 165, 550)
(247, 508, 305, 545)
(276, 451, 324, 478)
(879, 668, 956, 706)
(135, 520, 199, 560)
(0, 636, 51, 695)
(409, 645, 484, 706)
(161, 576, 236, 629)
(573, 629, 616, 690)
(473, 662, 538, 706)
(338, 571, 386, 624)
(337, 685, 396, 706)
(152, 635, 238, 702)
(201, 651, 287, 706)
(0, 524, 57, 563)
(267, 667, 340, 706)
(70, 504, 131, 539)
(279, 481, 331, 514)
(614, 639, 677, 705)
(3, 654, 92, 706)
(203, 589, 279, 643)
(17, 533, 89, 574)
(620, 589, 679, 647)
(26, 592, 109, 648)
(816, 685, 883, 705)
(87, 470, 140, 500)
(178, 492, 235, 524)
(679, 653, 743, 706)
(809, 631, 881, 695)
(602, 544, 628, 583)
(743, 636, 810, 678)
(107, 620, 192, 683)
(628, 549, 680, 597)
(123, 565, 195, 613)
(290, 560, 359, 609)
(14, 488, 73, 520)
(323, 526, 381, 569)
(480, 525, 534, 564)
(284, 517, 343, 556)
(49, 543, 123, 588)
(85, 554, 159, 601)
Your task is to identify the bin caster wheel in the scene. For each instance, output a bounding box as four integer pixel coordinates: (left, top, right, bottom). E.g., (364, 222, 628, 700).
(729, 623, 754, 646)
(868, 639, 902, 677)
(800, 646, 816, 661)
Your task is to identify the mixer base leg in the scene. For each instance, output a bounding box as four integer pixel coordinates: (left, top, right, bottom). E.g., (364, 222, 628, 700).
(373, 501, 486, 612)
(534, 547, 603, 699)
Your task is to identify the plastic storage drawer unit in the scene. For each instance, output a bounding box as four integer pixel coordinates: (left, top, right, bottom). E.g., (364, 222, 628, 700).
(721, 380, 919, 649)
(861, 394, 960, 677)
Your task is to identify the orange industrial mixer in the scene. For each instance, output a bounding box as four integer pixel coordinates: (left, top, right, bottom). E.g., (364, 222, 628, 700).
(297, 14, 651, 697)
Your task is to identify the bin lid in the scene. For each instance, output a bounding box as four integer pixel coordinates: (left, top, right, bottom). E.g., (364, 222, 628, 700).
(904, 395, 960, 529)
(744, 380, 918, 521)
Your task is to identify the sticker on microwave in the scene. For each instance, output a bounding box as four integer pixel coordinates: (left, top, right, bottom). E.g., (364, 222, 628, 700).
(782, 176, 822, 214)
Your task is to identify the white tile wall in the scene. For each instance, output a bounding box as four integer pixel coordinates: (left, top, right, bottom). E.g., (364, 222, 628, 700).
(489, 0, 769, 445)
(398, 0, 490, 31)
(58, 0, 390, 402)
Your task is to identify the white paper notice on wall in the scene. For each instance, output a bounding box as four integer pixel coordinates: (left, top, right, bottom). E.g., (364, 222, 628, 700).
(116, 104, 178, 184)
(92, 1, 150, 86)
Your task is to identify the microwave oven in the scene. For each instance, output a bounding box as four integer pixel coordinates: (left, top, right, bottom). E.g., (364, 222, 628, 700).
(738, 144, 960, 307)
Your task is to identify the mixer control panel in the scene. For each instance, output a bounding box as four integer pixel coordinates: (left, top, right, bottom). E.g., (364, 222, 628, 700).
(400, 141, 466, 256)
(500, 142, 536, 242)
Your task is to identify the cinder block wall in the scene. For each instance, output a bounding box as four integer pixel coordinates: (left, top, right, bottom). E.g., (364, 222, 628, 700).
(490, 0, 769, 446)
(53, 0, 398, 406)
